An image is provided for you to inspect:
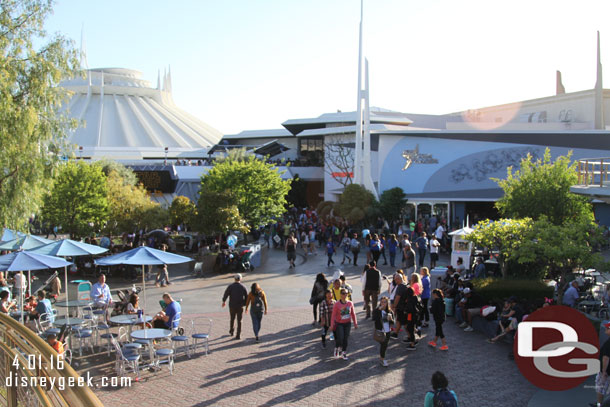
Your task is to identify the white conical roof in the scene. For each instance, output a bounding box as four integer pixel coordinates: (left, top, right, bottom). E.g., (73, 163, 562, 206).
(60, 68, 222, 160)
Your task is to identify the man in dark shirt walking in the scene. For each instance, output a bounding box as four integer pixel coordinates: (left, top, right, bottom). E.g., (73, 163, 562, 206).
(222, 273, 248, 340)
(362, 263, 382, 319)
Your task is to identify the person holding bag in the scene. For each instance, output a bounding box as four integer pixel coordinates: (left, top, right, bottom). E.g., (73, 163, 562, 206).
(372, 296, 394, 367)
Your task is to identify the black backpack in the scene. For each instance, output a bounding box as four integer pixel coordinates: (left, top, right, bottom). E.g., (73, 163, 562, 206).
(253, 293, 264, 314)
(431, 388, 457, 407)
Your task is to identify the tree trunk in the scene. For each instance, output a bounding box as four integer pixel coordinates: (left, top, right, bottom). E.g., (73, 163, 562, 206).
(500, 260, 508, 279)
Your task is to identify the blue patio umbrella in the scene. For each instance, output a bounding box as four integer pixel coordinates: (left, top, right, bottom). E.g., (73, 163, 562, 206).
(0, 235, 54, 251)
(95, 246, 192, 310)
(0, 251, 72, 323)
(29, 239, 108, 315)
(0, 235, 56, 294)
(0, 228, 26, 243)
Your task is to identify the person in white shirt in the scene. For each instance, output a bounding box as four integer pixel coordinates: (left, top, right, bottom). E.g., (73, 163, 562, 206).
(91, 274, 112, 309)
(435, 224, 445, 241)
(429, 235, 440, 269)
(308, 229, 316, 255)
(12, 272, 26, 302)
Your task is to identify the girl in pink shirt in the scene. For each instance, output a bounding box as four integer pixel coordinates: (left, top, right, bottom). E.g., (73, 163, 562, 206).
(330, 288, 358, 360)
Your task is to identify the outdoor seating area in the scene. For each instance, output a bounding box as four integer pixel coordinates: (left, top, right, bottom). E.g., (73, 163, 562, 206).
(0, 227, 211, 382)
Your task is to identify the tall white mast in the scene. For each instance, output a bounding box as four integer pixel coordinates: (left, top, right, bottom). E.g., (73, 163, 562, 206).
(354, 0, 364, 185)
(353, 0, 378, 198)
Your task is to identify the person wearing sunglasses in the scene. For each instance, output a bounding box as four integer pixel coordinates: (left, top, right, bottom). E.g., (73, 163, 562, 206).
(329, 288, 358, 360)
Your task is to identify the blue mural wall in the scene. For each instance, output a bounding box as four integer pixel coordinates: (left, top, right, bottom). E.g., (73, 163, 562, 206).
(378, 135, 610, 197)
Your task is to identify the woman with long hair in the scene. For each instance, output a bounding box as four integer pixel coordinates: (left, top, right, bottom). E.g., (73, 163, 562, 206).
(126, 293, 140, 314)
(310, 273, 328, 325)
(410, 273, 422, 296)
(372, 296, 394, 367)
(428, 289, 448, 351)
(245, 283, 268, 341)
(329, 288, 358, 360)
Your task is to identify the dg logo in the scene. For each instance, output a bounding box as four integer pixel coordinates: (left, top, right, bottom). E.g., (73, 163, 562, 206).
(514, 305, 599, 391)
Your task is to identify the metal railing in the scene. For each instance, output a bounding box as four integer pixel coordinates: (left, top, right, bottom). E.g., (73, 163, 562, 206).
(576, 158, 610, 187)
(0, 313, 104, 407)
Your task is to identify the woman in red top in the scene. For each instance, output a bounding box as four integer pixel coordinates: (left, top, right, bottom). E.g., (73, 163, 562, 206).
(329, 288, 358, 360)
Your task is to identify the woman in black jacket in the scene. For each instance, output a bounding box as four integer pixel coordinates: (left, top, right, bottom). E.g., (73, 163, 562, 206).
(372, 296, 394, 367)
(428, 289, 448, 351)
(310, 273, 328, 325)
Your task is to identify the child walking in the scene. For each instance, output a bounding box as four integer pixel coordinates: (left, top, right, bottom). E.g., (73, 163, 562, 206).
(428, 289, 448, 351)
(319, 290, 335, 348)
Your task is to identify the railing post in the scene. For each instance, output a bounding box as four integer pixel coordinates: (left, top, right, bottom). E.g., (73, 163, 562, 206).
(602, 160, 605, 187)
(578, 160, 581, 184)
(6, 357, 17, 407)
(585, 160, 589, 186)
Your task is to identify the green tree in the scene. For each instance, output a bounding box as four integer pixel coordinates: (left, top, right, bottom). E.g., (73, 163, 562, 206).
(104, 170, 159, 236)
(466, 218, 533, 278)
(169, 196, 196, 230)
(140, 205, 169, 230)
(42, 161, 108, 239)
(195, 189, 248, 235)
(0, 0, 79, 229)
(494, 149, 593, 225)
(379, 187, 407, 222)
(514, 217, 603, 301)
(337, 184, 377, 224)
(94, 159, 138, 186)
(199, 155, 291, 231)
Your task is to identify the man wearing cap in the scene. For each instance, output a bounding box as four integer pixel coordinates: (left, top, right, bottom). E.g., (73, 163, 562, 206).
(222, 274, 248, 340)
(593, 322, 610, 407)
(458, 287, 484, 332)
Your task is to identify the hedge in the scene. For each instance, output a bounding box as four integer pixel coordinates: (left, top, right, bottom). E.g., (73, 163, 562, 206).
(471, 278, 554, 303)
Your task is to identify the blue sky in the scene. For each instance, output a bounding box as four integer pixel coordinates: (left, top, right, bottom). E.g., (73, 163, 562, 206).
(45, 0, 610, 134)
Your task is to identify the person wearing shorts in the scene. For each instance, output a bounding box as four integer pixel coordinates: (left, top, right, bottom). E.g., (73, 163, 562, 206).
(285, 233, 297, 268)
(595, 322, 610, 407)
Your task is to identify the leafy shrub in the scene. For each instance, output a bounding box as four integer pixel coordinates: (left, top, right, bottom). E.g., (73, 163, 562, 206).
(471, 278, 554, 303)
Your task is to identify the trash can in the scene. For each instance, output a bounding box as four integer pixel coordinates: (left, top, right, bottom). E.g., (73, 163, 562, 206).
(445, 297, 454, 317)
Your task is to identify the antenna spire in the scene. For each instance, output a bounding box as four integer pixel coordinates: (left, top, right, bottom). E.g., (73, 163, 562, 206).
(595, 31, 605, 129)
(79, 23, 89, 69)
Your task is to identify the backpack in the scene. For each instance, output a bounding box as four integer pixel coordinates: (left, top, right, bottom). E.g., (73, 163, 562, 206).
(253, 293, 264, 314)
(431, 388, 457, 407)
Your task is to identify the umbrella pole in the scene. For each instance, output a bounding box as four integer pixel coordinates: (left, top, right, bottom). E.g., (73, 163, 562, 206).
(20, 271, 24, 324)
(142, 265, 146, 313)
(64, 265, 69, 316)
(27, 270, 31, 297)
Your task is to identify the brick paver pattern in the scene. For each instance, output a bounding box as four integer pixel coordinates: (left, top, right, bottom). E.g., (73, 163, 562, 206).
(86, 304, 535, 407)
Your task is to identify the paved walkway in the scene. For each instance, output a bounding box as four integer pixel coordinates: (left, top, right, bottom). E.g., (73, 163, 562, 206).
(55, 243, 602, 406)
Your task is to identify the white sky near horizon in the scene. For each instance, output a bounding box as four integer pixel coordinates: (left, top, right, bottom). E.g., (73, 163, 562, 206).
(44, 0, 610, 134)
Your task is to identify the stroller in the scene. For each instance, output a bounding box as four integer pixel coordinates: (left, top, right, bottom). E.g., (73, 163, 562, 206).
(238, 249, 254, 273)
(214, 248, 254, 273)
(38, 271, 59, 304)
